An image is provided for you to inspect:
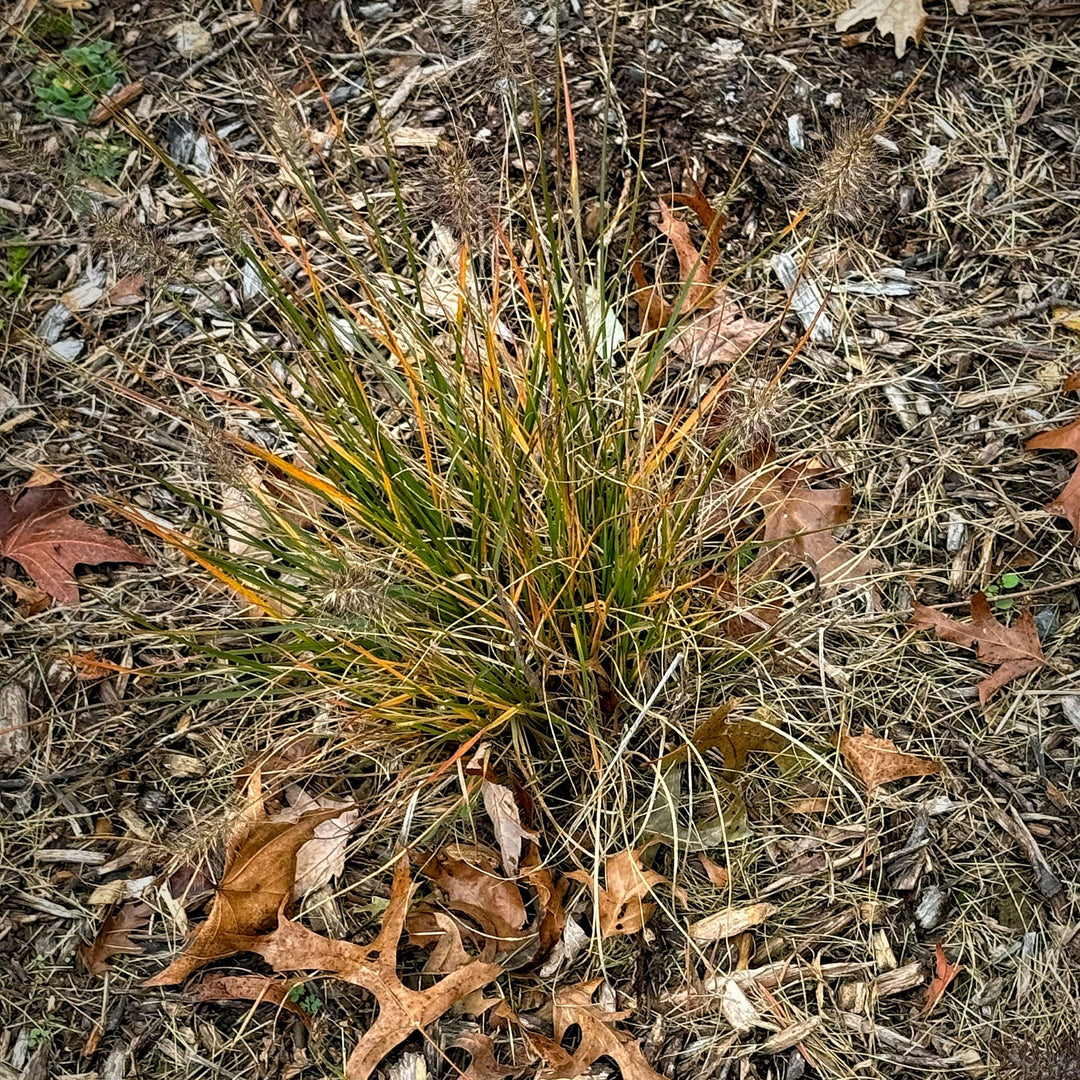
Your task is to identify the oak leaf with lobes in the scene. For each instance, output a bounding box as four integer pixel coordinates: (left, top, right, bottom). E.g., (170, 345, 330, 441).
(567, 848, 665, 937)
(837, 727, 942, 794)
(836, 0, 926, 58)
(1027, 416, 1080, 541)
(909, 593, 1045, 703)
(145, 773, 352, 986)
(0, 482, 148, 604)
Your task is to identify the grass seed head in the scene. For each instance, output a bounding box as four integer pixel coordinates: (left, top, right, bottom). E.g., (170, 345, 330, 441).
(318, 564, 395, 624)
(93, 210, 187, 280)
(466, 0, 535, 94)
(419, 137, 498, 243)
(998, 1033, 1080, 1080)
(800, 119, 884, 222)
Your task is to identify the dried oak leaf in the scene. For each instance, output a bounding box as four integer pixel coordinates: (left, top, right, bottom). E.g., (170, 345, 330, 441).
(634, 193, 771, 368)
(835, 0, 926, 58)
(146, 774, 350, 986)
(450, 1033, 517, 1080)
(663, 700, 789, 776)
(0, 482, 148, 604)
(189, 974, 313, 1029)
(270, 784, 360, 897)
(745, 468, 881, 596)
(79, 901, 151, 975)
(1027, 416, 1080, 541)
(921, 943, 962, 1016)
(836, 726, 942, 795)
(567, 849, 665, 938)
(416, 844, 528, 948)
(251, 855, 502, 1080)
(551, 980, 666, 1080)
(909, 593, 1045, 703)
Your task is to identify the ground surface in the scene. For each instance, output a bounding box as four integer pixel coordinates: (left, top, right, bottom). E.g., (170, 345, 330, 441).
(2, 1, 1080, 1079)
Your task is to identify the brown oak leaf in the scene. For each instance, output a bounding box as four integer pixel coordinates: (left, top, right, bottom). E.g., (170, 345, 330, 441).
(145, 773, 351, 986)
(720, 464, 880, 596)
(250, 855, 502, 1080)
(270, 784, 360, 897)
(551, 980, 666, 1080)
(188, 974, 313, 1028)
(836, 726, 942, 794)
(835, 0, 926, 58)
(0, 482, 148, 604)
(1027, 416, 1080, 541)
(79, 902, 151, 975)
(909, 593, 1045, 703)
(567, 849, 665, 937)
(416, 844, 528, 949)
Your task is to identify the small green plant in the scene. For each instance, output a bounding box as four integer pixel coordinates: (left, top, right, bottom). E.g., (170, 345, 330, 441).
(32, 40, 123, 123)
(74, 137, 131, 181)
(29, 7, 83, 44)
(2, 245, 31, 295)
(287, 983, 322, 1015)
(986, 571, 1026, 612)
(26, 1021, 55, 1051)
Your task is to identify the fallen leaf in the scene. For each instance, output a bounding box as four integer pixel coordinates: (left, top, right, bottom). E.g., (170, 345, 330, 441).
(1027, 416, 1080, 541)
(745, 469, 881, 596)
(666, 700, 788, 776)
(669, 294, 772, 370)
(567, 849, 665, 937)
(1053, 306, 1080, 335)
(78, 902, 151, 975)
(909, 593, 1045, 703)
(189, 974, 313, 1028)
(0, 482, 149, 604)
(835, 0, 926, 58)
(251, 855, 502, 1080)
(521, 844, 568, 960)
(145, 773, 352, 986)
(836, 726, 942, 795)
(271, 784, 360, 897)
(480, 778, 538, 877)
(450, 1033, 517, 1080)
(552, 980, 666, 1080)
(88, 78, 145, 125)
(921, 943, 962, 1015)
(698, 853, 730, 888)
(416, 845, 528, 947)
(688, 901, 775, 942)
(1064, 372, 1080, 393)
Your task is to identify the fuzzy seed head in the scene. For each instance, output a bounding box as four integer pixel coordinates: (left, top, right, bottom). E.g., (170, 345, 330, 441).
(420, 138, 498, 242)
(93, 211, 187, 281)
(998, 1034, 1080, 1080)
(319, 565, 394, 623)
(467, 0, 534, 94)
(199, 432, 244, 486)
(800, 120, 884, 223)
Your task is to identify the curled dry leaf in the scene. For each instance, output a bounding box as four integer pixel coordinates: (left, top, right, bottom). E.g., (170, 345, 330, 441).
(416, 845, 528, 947)
(271, 784, 360, 897)
(78, 902, 151, 975)
(450, 1033, 517, 1080)
(551, 980, 666, 1080)
(1027, 417, 1080, 541)
(189, 974, 313, 1029)
(634, 191, 772, 371)
(836, 726, 942, 795)
(920, 943, 962, 1016)
(835, 0, 926, 58)
(909, 593, 1045, 703)
(0, 482, 148, 605)
(251, 856, 502, 1080)
(567, 849, 666, 937)
(480, 778, 538, 877)
(688, 901, 776, 942)
(145, 773, 351, 986)
(744, 466, 880, 596)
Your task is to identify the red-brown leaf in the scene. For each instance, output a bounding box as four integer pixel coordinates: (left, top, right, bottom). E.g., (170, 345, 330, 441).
(909, 593, 1045, 703)
(921, 943, 962, 1015)
(836, 726, 943, 794)
(189, 974, 313, 1028)
(79, 902, 151, 975)
(1027, 416, 1080, 541)
(0, 483, 148, 604)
